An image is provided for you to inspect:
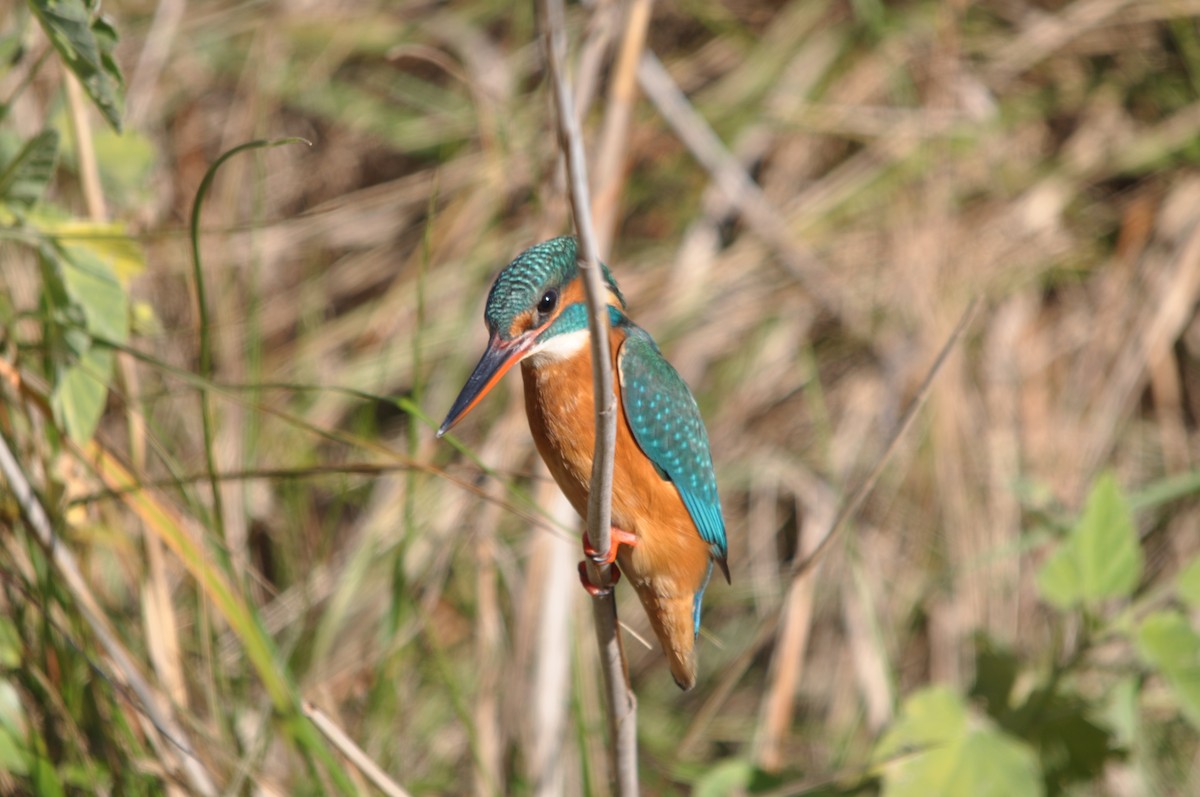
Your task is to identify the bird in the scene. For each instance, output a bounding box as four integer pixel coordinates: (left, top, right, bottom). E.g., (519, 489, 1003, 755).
(437, 236, 728, 690)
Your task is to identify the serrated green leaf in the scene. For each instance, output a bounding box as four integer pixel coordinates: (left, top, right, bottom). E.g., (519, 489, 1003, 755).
(1136, 610, 1200, 730)
(1036, 543, 1082, 609)
(29, 0, 124, 132)
(1075, 472, 1142, 601)
(53, 345, 113, 444)
(1036, 473, 1142, 610)
(58, 243, 128, 345)
(0, 130, 59, 210)
(875, 687, 1044, 797)
(1178, 556, 1200, 609)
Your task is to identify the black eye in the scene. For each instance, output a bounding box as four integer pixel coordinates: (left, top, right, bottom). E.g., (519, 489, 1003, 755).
(537, 288, 558, 315)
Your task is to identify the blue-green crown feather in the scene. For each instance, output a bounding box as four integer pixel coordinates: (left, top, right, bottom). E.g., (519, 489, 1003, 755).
(485, 237, 625, 338)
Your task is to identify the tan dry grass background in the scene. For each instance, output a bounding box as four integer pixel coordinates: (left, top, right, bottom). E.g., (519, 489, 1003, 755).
(5, 0, 1200, 793)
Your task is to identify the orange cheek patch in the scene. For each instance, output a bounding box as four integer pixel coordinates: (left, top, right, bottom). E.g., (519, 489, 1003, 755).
(507, 310, 536, 339)
(558, 280, 586, 306)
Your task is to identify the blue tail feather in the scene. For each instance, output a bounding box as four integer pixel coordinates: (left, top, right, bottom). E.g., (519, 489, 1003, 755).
(692, 559, 716, 638)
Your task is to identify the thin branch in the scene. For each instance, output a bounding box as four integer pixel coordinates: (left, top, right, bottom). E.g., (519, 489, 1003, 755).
(789, 297, 980, 581)
(636, 51, 839, 308)
(539, 0, 639, 794)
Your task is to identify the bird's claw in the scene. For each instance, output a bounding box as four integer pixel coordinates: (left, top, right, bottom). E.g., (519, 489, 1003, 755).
(578, 561, 620, 596)
(582, 527, 639, 566)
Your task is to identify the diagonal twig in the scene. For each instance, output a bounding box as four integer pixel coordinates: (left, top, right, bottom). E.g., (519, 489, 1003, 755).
(303, 701, 413, 797)
(680, 297, 979, 758)
(538, 0, 639, 793)
(637, 50, 839, 308)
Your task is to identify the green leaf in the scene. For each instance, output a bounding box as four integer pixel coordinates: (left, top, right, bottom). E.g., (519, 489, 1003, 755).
(58, 242, 128, 345)
(31, 754, 66, 797)
(1100, 676, 1140, 749)
(693, 759, 755, 797)
(1036, 472, 1142, 609)
(1177, 555, 1200, 609)
(0, 727, 27, 777)
(875, 687, 1044, 797)
(1135, 610, 1200, 730)
(1074, 473, 1142, 600)
(91, 128, 156, 207)
(29, 0, 124, 132)
(53, 344, 113, 444)
(0, 130, 59, 210)
(1035, 544, 1081, 610)
(0, 619, 19, 670)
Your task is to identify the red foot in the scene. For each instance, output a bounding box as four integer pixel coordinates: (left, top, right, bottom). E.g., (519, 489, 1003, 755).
(578, 561, 621, 596)
(581, 527, 639, 566)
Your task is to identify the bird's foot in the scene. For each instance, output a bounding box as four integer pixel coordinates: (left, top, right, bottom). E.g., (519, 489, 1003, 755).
(577, 561, 620, 596)
(582, 527, 638, 566)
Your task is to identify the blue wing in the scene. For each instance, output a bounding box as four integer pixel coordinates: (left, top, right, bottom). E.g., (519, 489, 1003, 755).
(617, 322, 727, 565)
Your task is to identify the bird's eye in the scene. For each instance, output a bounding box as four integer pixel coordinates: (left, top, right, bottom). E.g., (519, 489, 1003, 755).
(537, 289, 558, 315)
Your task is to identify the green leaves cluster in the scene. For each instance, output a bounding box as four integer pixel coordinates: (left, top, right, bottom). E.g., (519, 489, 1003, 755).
(2, 2, 142, 445)
(1033, 472, 1200, 735)
(29, 0, 125, 132)
(1036, 473, 1143, 609)
(870, 472, 1197, 797)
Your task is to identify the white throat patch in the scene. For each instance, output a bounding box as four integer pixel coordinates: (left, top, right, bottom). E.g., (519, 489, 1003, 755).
(526, 328, 589, 366)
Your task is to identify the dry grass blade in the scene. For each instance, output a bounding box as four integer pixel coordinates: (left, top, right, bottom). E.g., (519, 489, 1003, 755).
(0, 433, 219, 797)
(303, 702, 414, 797)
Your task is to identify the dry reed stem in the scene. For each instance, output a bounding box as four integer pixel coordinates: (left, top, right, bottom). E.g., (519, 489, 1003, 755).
(1080, 200, 1200, 486)
(753, 485, 834, 771)
(540, 0, 638, 792)
(468, 413, 528, 797)
(529, 490, 579, 797)
(591, 0, 653, 255)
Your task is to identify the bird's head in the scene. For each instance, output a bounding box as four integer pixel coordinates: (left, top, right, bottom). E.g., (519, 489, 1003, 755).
(437, 237, 625, 436)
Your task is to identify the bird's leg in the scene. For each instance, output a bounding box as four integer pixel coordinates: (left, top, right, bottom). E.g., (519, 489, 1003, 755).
(582, 527, 639, 566)
(577, 527, 637, 596)
(577, 561, 620, 596)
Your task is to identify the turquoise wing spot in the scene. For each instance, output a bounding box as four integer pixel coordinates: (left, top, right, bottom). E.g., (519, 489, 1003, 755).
(616, 323, 727, 567)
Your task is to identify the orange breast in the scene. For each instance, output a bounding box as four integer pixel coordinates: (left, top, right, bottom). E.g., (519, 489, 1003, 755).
(521, 330, 713, 688)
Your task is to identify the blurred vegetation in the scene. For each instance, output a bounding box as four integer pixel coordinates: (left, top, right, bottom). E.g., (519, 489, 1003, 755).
(3, 0, 1200, 794)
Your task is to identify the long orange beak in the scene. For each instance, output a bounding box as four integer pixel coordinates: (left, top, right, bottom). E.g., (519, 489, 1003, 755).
(437, 333, 530, 437)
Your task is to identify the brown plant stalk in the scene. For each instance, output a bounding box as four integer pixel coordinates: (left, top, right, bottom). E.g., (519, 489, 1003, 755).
(538, 0, 639, 794)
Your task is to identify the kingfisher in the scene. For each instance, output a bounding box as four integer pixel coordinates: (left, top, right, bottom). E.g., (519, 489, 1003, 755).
(437, 236, 728, 690)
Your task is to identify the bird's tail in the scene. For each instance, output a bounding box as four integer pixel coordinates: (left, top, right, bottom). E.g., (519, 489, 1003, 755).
(627, 579, 698, 690)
